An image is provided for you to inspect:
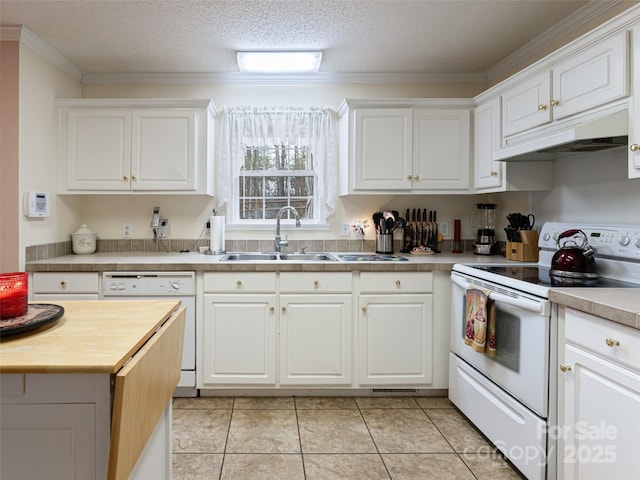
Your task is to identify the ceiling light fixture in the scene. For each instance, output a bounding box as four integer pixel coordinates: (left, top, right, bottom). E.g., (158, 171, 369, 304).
(237, 51, 322, 73)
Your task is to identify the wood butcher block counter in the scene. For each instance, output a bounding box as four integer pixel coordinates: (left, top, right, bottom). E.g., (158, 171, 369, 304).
(0, 300, 186, 480)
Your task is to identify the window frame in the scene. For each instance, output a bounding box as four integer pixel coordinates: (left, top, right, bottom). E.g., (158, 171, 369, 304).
(231, 144, 321, 227)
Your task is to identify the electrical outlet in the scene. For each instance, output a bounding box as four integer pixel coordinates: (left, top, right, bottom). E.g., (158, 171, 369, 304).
(439, 221, 449, 237)
(122, 223, 132, 238)
(340, 221, 351, 237)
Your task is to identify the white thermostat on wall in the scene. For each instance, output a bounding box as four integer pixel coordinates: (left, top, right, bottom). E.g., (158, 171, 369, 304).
(24, 191, 51, 218)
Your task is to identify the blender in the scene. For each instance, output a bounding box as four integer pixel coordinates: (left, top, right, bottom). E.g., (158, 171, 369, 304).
(471, 203, 497, 255)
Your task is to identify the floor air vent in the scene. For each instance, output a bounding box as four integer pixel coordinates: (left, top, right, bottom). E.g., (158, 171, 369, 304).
(370, 388, 419, 394)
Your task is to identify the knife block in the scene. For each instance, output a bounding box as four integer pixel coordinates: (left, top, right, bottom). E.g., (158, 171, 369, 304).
(506, 230, 539, 262)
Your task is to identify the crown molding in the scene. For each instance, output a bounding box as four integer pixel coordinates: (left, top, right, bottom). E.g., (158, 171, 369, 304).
(486, 0, 624, 83)
(0, 26, 22, 41)
(1, 26, 83, 81)
(80, 71, 488, 85)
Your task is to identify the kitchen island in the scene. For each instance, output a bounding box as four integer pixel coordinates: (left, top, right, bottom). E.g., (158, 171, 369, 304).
(0, 300, 186, 480)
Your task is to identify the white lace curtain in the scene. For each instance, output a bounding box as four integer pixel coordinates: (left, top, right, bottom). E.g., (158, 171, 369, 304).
(218, 105, 336, 221)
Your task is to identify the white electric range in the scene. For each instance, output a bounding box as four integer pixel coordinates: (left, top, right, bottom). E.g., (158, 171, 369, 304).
(449, 222, 640, 480)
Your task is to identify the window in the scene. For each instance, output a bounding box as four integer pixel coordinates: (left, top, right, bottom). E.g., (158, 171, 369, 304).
(240, 145, 315, 220)
(218, 106, 335, 226)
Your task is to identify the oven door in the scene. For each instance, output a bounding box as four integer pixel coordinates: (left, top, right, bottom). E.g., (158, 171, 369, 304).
(450, 272, 550, 416)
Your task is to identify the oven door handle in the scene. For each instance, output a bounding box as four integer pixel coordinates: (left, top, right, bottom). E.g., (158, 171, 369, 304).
(451, 274, 546, 314)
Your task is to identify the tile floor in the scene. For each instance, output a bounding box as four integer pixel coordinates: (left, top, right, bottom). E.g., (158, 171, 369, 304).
(172, 396, 526, 480)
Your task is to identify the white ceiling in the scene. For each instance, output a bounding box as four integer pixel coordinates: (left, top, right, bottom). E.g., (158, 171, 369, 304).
(0, 0, 626, 83)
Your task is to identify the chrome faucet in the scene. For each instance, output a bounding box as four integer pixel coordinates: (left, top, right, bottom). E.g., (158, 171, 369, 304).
(275, 206, 301, 252)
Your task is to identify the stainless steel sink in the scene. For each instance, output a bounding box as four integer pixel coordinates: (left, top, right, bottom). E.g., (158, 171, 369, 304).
(279, 253, 338, 261)
(221, 253, 279, 261)
(220, 252, 338, 262)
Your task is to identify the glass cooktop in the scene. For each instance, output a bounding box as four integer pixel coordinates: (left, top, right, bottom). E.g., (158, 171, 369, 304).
(473, 265, 639, 288)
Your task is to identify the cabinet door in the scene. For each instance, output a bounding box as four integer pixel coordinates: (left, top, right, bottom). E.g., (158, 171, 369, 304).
(202, 294, 277, 385)
(552, 31, 628, 121)
(65, 108, 131, 190)
(560, 343, 640, 479)
(353, 108, 413, 190)
(1, 403, 96, 479)
(279, 294, 352, 385)
(630, 25, 640, 179)
(502, 71, 552, 136)
(473, 98, 504, 191)
(358, 294, 432, 385)
(413, 109, 470, 190)
(131, 109, 196, 191)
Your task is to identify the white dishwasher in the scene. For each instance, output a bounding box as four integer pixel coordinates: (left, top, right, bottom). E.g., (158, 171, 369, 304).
(102, 272, 196, 397)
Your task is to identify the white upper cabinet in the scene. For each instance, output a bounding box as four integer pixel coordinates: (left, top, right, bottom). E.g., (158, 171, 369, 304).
(473, 96, 553, 192)
(413, 108, 470, 190)
(57, 99, 216, 195)
(502, 31, 629, 139)
(474, 97, 504, 190)
(552, 31, 628, 120)
(352, 108, 413, 191)
(338, 99, 472, 195)
(629, 24, 640, 179)
(502, 71, 552, 137)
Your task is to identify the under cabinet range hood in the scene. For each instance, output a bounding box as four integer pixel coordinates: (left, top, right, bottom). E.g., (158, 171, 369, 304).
(495, 107, 628, 162)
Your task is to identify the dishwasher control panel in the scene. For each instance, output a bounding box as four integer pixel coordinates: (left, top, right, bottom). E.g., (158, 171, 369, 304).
(102, 272, 195, 296)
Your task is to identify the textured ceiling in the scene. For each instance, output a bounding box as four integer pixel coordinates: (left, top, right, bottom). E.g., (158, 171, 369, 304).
(0, 0, 610, 78)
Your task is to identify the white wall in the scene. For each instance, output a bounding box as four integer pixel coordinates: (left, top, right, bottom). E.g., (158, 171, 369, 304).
(532, 147, 640, 226)
(19, 43, 81, 265)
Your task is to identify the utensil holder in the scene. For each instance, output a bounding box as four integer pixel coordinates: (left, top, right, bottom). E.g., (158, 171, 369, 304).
(376, 234, 393, 254)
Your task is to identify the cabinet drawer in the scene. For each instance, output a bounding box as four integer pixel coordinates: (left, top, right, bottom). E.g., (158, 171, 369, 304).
(565, 308, 640, 372)
(203, 272, 276, 293)
(280, 272, 352, 293)
(360, 272, 432, 293)
(32, 272, 99, 294)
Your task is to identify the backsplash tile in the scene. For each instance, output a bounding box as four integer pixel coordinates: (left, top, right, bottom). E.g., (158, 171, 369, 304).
(26, 238, 477, 260)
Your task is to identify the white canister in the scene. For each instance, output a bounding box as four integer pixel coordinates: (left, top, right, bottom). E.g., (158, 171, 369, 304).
(71, 224, 97, 254)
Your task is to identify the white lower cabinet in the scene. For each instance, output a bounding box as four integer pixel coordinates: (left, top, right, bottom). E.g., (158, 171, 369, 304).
(358, 272, 433, 386)
(201, 272, 278, 386)
(200, 270, 439, 390)
(279, 294, 352, 385)
(1, 402, 97, 479)
(202, 293, 277, 385)
(1, 373, 172, 480)
(31, 272, 100, 300)
(558, 307, 640, 479)
(279, 272, 353, 385)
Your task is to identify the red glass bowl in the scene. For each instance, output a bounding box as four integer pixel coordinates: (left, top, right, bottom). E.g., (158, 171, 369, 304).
(0, 272, 28, 320)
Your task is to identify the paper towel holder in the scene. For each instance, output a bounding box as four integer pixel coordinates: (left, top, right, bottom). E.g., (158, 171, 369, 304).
(204, 209, 226, 255)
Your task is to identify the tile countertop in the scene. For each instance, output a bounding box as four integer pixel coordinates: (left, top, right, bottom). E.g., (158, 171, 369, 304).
(549, 289, 640, 330)
(25, 251, 504, 272)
